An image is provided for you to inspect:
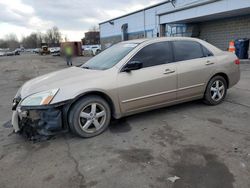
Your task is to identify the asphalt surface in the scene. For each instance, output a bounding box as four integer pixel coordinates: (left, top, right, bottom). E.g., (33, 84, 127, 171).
(0, 54, 250, 188)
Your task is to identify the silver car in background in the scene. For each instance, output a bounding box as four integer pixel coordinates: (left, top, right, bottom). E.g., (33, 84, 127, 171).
(11, 37, 240, 139)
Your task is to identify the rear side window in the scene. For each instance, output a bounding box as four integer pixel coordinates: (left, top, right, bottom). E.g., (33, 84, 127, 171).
(130, 42, 173, 68)
(202, 45, 214, 57)
(173, 41, 204, 62)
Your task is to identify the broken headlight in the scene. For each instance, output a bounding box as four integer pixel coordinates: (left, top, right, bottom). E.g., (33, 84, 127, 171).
(12, 87, 22, 110)
(20, 89, 59, 106)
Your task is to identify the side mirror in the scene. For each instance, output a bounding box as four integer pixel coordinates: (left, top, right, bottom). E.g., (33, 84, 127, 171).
(122, 61, 143, 72)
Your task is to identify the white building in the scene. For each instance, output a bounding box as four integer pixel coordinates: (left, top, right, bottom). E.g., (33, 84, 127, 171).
(99, 0, 250, 52)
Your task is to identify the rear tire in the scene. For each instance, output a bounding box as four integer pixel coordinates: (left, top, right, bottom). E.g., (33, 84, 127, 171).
(96, 50, 101, 55)
(204, 76, 227, 105)
(68, 96, 111, 138)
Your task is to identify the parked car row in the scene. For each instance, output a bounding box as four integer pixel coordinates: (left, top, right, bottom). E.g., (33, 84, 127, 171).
(0, 47, 63, 57)
(1, 45, 101, 57)
(0, 49, 20, 56)
(24, 47, 61, 56)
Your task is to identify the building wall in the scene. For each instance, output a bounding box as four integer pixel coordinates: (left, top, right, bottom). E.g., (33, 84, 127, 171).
(100, 0, 250, 36)
(100, 0, 250, 51)
(160, 0, 250, 24)
(199, 15, 250, 51)
(100, 11, 146, 38)
(100, 31, 146, 49)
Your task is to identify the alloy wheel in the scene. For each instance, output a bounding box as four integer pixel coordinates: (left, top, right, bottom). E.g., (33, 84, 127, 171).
(78, 103, 107, 133)
(210, 80, 225, 102)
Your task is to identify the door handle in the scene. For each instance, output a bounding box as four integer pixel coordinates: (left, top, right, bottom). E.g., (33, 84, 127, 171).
(205, 60, 214, 65)
(164, 69, 175, 74)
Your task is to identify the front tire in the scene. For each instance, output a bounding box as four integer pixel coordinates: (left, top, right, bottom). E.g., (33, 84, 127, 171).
(204, 76, 227, 105)
(69, 96, 111, 138)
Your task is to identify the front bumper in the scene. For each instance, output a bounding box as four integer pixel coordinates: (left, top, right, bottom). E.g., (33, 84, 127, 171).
(12, 102, 70, 140)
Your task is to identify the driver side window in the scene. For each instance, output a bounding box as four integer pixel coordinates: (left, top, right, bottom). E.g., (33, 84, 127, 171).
(130, 41, 173, 68)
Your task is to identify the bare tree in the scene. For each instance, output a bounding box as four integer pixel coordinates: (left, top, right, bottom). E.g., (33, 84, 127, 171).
(21, 32, 45, 48)
(36, 32, 43, 47)
(2, 26, 62, 49)
(0, 39, 8, 49)
(64, 35, 69, 42)
(4, 34, 19, 50)
(89, 25, 99, 32)
(45, 26, 62, 46)
(22, 33, 38, 48)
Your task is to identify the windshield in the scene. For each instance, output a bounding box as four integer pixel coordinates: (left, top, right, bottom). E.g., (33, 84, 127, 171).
(81, 43, 138, 70)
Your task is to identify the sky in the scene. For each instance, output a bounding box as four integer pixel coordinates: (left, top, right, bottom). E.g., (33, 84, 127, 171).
(0, 0, 163, 41)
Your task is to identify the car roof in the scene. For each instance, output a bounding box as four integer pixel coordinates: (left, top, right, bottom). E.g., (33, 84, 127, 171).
(121, 37, 221, 54)
(123, 37, 206, 44)
(121, 39, 149, 44)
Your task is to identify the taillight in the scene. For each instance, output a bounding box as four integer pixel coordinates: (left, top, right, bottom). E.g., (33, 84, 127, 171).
(234, 59, 240, 65)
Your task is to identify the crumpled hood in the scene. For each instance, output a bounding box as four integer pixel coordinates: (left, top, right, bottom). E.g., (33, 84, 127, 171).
(20, 66, 104, 100)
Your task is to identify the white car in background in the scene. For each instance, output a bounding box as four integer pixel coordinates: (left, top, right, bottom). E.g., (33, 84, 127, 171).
(50, 47, 61, 56)
(83, 45, 101, 56)
(49, 47, 60, 53)
(0, 51, 6, 56)
(33, 48, 40, 54)
(0, 48, 9, 56)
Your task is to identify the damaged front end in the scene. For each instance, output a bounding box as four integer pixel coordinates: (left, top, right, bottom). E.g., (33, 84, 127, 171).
(12, 99, 70, 141)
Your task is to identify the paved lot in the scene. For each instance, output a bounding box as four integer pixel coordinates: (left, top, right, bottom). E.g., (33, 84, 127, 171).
(0, 54, 250, 188)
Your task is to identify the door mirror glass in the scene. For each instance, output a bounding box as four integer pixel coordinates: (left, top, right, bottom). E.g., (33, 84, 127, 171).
(123, 61, 143, 72)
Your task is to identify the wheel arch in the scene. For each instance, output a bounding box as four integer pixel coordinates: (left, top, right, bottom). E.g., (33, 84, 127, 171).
(67, 91, 118, 120)
(208, 72, 229, 89)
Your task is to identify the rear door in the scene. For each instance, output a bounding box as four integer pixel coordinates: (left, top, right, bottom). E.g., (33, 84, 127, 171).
(172, 40, 216, 99)
(117, 41, 177, 113)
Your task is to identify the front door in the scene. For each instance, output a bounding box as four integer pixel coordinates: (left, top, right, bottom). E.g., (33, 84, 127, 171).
(117, 41, 177, 114)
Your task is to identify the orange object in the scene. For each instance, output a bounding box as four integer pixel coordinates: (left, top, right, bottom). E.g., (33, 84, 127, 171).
(42, 95, 54, 105)
(228, 41, 236, 53)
